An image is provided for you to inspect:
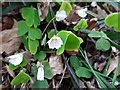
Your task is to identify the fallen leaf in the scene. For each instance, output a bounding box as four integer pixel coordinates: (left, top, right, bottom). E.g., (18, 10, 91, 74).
(49, 55, 64, 76)
(87, 18, 97, 30)
(64, 6, 80, 25)
(66, 49, 79, 55)
(0, 19, 21, 55)
(5, 65, 15, 77)
(106, 55, 119, 76)
(37, 2, 49, 21)
(86, 81, 95, 88)
(2, 16, 14, 30)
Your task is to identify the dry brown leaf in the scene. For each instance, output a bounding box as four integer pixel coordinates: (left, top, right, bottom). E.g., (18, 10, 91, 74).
(2, 16, 14, 30)
(49, 55, 64, 76)
(106, 55, 119, 76)
(37, 2, 49, 21)
(5, 65, 15, 77)
(86, 81, 96, 89)
(0, 19, 21, 55)
(66, 49, 79, 55)
(94, 61, 106, 72)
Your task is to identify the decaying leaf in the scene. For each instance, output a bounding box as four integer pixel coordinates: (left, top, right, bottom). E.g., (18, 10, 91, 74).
(66, 49, 79, 55)
(5, 65, 15, 77)
(49, 55, 64, 76)
(86, 81, 95, 88)
(106, 55, 119, 76)
(2, 16, 14, 30)
(64, 6, 80, 25)
(94, 61, 106, 72)
(37, 2, 49, 21)
(0, 19, 21, 55)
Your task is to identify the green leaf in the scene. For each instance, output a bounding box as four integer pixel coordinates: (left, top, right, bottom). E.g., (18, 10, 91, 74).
(73, 19, 88, 31)
(34, 51, 46, 61)
(70, 56, 82, 70)
(57, 30, 69, 55)
(43, 61, 53, 79)
(9, 57, 28, 70)
(105, 13, 120, 32)
(56, 30, 83, 55)
(65, 33, 83, 50)
(31, 64, 38, 80)
(28, 28, 42, 40)
(28, 39, 39, 54)
(19, 57, 28, 67)
(48, 29, 55, 39)
(11, 69, 30, 86)
(21, 35, 29, 49)
(22, 7, 40, 27)
(9, 64, 18, 71)
(32, 80, 49, 89)
(96, 38, 111, 51)
(41, 34, 47, 46)
(88, 29, 101, 38)
(75, 67, 92, 78)
(17, 20, 29, 36)
(59, 1, 72, 15)
(88, 30, 109, 39)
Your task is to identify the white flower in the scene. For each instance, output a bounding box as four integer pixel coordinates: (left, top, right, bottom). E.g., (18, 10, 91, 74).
(7, 52, 24, 66)
(37, 63, 44, 81)
(56, 10, 67, 21)
(47, 35, 63, 49)
(77, 8, 88, 18)
(91, 2, 97, 7)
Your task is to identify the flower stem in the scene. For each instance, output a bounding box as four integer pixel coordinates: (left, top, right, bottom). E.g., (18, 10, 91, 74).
(42, 17, 56, 35)
(49, 3, 57, 35)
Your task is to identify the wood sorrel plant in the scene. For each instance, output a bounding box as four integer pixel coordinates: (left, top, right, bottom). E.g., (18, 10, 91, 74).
(10, 2, 84, 88)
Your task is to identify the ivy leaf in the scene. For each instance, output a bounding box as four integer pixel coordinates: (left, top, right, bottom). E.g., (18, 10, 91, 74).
(70, 56, 82, 70)
(32, 80, 49, 89)
(96, 37, 111, 51)
(75, 67, 92, 78)
(73, 19, 88, 31)
(59, 1, 72, 16)
(28, 28, 42, 40)
(34, 51, 46, 61)
(17, 20, 29, 36)
(22, 7, 40, 27)
(105, 13, 120, 32)
(11, 69, 30, 86)
(28, 39, 39, 55)
(9, 57, 28, 70)
(43, 61, 53, 79)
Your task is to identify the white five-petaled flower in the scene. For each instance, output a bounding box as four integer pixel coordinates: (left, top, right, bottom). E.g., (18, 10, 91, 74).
(47, 35, 63, 49)
(91, 2, 97, 7)
(37, 62, 44, 81)
(56, 10, 67, 21)
(7, 52, 24, 66)
(77, 8, 88, 18)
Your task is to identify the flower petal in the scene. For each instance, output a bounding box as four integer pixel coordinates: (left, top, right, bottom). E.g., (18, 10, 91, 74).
(7, 53, 24, 66)
(56, 10, 67, 21)
(77, 8, 88, 18)
(37, 66, 44, 81)
(47, 36, 63, 49)
(91, 2, 97, 7)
